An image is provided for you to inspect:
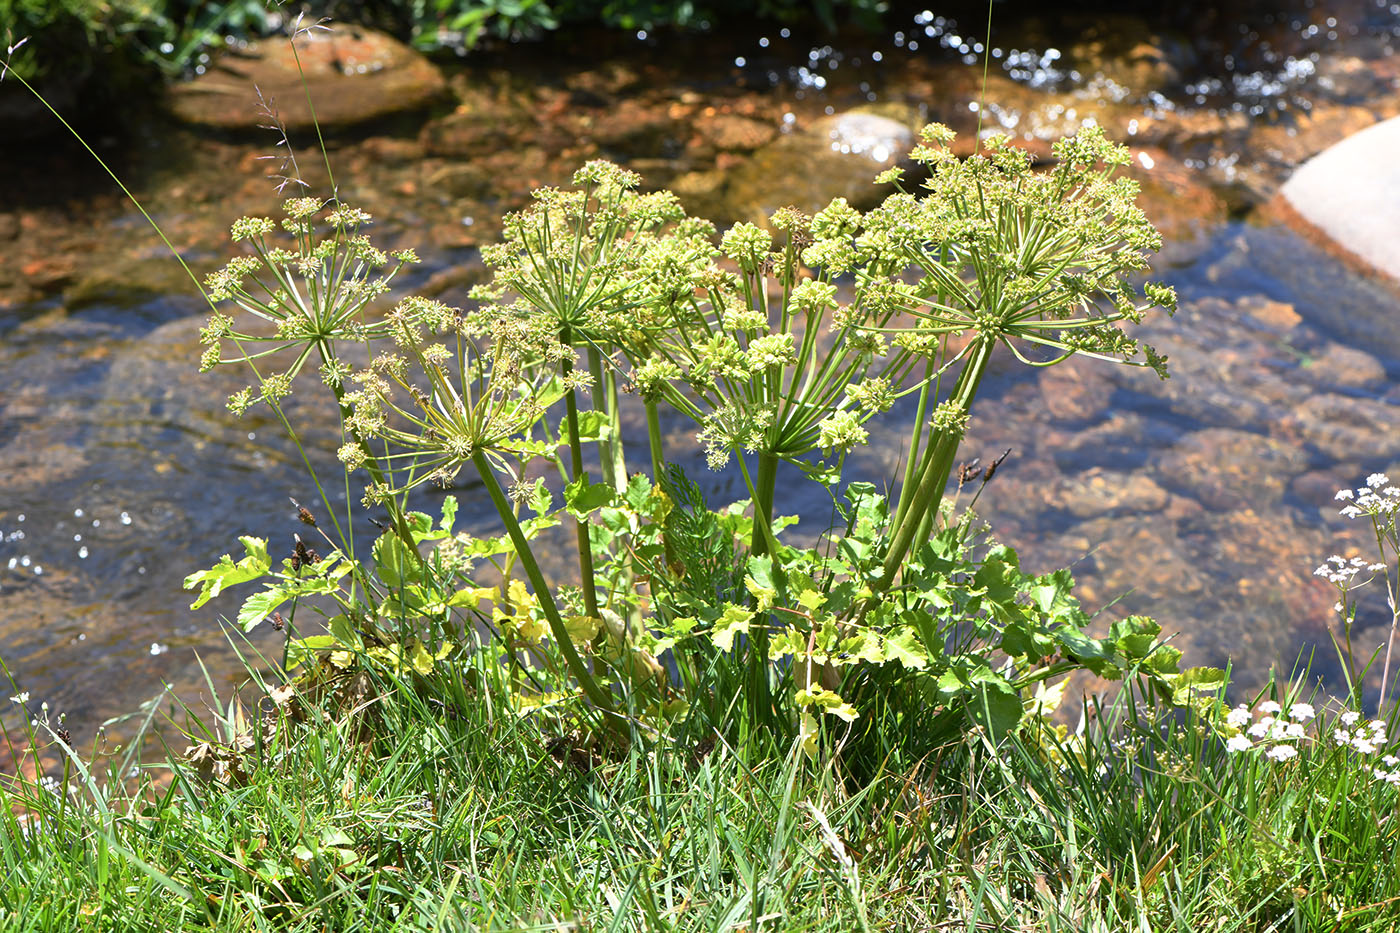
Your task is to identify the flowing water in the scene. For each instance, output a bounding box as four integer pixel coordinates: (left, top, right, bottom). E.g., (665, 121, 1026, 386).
(3, 0, 1400, 770)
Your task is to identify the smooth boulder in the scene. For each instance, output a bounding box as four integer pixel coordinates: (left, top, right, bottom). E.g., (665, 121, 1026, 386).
(1280, 115, 1400, 282)
(168, 25, 446, 130)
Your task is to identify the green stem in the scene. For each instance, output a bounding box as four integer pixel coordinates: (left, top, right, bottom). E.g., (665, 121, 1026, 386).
(750, 451, 779, 559)
(471, 450, 621, 729)
(877, 337, 995, 595)
(645, 399, 666, 484)
(562, 355, 601, 622)
(892, 357, 937, 535)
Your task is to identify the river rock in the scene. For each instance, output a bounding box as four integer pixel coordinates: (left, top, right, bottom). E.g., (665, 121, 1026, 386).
(1304, 342, 1387, 392)
(715, 107, 916, 222)
(1280, 115, 1400, 283)
(1281, 392, 1400, 462)
(1156, 428, 1307, 512)
(167, 25, 447, 130)
(1044, 469, 1169, 519)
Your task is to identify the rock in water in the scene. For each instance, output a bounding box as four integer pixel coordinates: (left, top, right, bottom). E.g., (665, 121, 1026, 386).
(168, 25, 446, 130)
(1280, 116, 1400, 283)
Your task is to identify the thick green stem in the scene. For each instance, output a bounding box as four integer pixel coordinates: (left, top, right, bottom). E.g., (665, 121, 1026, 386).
(750, 451, 780, 559)
(562, 360, 601, 622)
(645, 399, 666, 485)
(877, 338, 995, 595)
(585, 346, 623, 492)
(892, 357, 937, 535)
(471, 449, 621, 729)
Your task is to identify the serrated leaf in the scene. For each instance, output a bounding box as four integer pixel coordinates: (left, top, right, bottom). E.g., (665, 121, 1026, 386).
(439, 496, 458, 534)
(882, 629, 929, 669)
(564, 615, 602, 641)
(184, 536, 272, 609)
(710, 603, 751, 652)
(447, 586, 497, 609)
(238, 588, 290, 632)
(564, 477, 613, 517)
(405, 638, 435, 676)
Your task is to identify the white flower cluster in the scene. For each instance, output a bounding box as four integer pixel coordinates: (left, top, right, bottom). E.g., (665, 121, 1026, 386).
(1225, 701, 1399, 781)
(1331, 710, 1389, 755)
(1334, 473, 1400, 520)
(1314, 555, 1385, 586)
(1224, 700, 1315, 760)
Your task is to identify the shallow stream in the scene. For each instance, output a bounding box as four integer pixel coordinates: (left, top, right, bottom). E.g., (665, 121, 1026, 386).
(4, 0, 1400, 768)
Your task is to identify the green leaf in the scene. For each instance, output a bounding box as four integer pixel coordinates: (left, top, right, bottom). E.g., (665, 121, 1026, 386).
(528, 478, 552, 518)
(372, 533, 420, 589)
(184, 536, 272, 609)
(710, 603, 751, 652)
(967, 674, 1023, 743)
(564, 409, 609, 442)
(404, 510, 435, 542)
(238, 588, 289, 632)
(328, 614, 362, 649)
(882, 629, 929, 669)
(1170, 665, 1225, 701)
(439, 496, 458, 535)
(564, 477, 613, 517)
(447, 586, 496, 609)
(972, 546, 1022, 616)
(622, 472, 653, 512)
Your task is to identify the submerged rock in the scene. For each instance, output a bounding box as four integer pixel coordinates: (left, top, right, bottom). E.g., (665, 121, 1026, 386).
(167, 25, 447, 130)
(703, 107, 917, 223)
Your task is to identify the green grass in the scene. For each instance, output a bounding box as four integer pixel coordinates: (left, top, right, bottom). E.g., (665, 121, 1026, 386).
(3, 639, 1400, 932)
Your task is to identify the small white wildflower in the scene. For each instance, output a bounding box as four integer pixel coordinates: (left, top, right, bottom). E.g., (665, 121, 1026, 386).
(1266, 744, 1298, 762)
(1368, 473, 1390, 488)
(1225, 705, 1252, 729)
(1342, 711, 1362, 726)
(1259, 701, 1282, 715)
(1341, 505, 1363, 518)
(1335, 602, 1345, 613)
(1336, 489, 1355, 500)
(149, 643, 169, 656)
(1284, 722, 1306, 739)
(1335, 729, 1352, 745)
(1383, 755, 1399, 767)
(8, 692, 28, 705)
(1370, 720, 1388, 733)
(1289, 703, 1316, 722)
(1353, 738, 1378, 755)
(1226, 734, 1253, 753)
(1248, 720, 1272, 739)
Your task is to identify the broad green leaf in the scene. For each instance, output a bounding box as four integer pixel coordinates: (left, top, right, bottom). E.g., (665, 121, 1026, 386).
(184, 536, 272, 609)
(565, 615, 602, 641)
(372, 533, 420, 589)
(405, 638, 435, 676)
(711, 603, 751, 652)
(967, 674, 1022, 743)
(794, 686, 859, 722)
(238, 588, 289, 632)
(328, 614, 362, 649)
(564, 477, 613, 517)
(564, 409, 609, 442)
(439, 496, 458, 534)
(882, 629, 929, 669)
(447, 586, 497, 609)
(1170, 665, 1226, 700)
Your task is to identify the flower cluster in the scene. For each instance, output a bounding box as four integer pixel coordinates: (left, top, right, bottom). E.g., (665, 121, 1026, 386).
(1223, 700, 1399, 780)
(1335, 472, 1400, 520)
(1224, 699, 1314, 760)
